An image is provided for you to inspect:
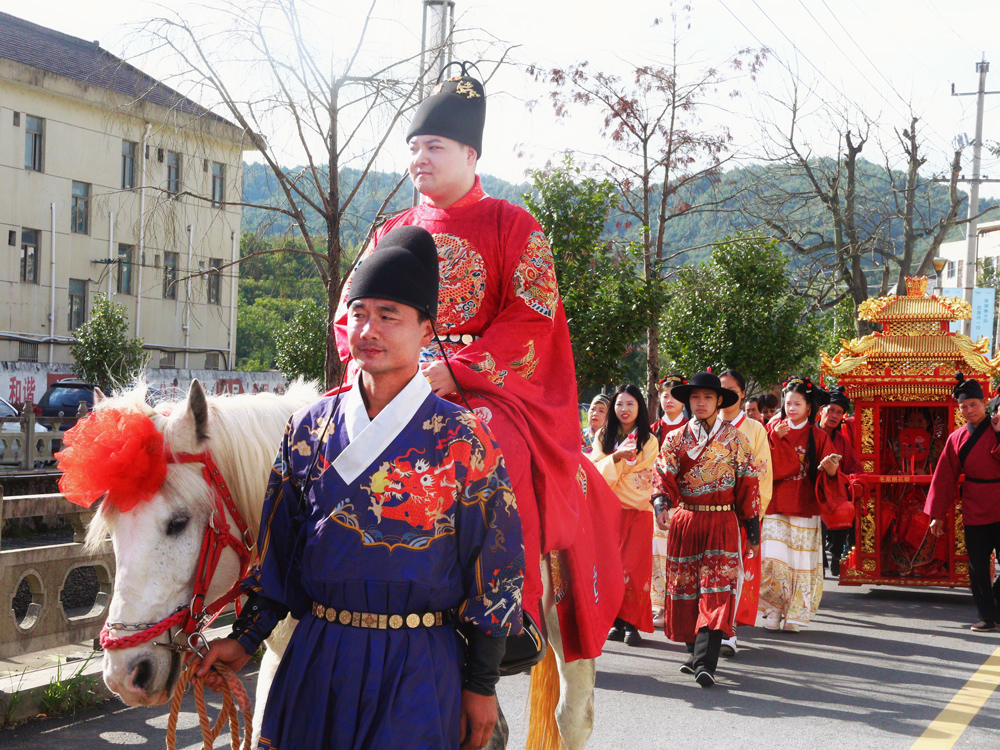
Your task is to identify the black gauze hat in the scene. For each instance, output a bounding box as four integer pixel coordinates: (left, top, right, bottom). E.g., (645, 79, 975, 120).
(953, 372, 984, 402)
(347, 226, 439, 319)
(670, 371, 739, 409)
(828, 386, 851, 411)
(406, 62, 486, 157)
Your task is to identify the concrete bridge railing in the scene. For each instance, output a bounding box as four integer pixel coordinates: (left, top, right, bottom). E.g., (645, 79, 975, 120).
(0, 488, 115, 659)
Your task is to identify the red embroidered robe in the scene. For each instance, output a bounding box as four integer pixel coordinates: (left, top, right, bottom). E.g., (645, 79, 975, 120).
(654, 421, 761, 641)
(334, 178, 624, 661)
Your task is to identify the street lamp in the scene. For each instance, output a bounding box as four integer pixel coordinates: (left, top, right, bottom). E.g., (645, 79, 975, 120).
(932, 257, 948, 296)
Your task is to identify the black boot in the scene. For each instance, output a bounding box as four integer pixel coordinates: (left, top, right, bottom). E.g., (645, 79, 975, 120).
(607, 617, 626, 642)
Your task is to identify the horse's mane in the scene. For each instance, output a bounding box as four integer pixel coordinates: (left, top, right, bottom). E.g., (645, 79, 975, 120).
(84, 379, 320, 552)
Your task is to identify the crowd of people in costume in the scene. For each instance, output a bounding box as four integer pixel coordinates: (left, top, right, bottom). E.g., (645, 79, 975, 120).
(583, 369, 1000, 689)
(583, 372, 866, 686)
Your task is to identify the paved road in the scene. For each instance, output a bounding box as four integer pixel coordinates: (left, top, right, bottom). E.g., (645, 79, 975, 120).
(5, 578, 1000, 750)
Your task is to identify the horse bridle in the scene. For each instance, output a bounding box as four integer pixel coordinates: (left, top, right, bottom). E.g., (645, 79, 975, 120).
(99, 450, 255, 652)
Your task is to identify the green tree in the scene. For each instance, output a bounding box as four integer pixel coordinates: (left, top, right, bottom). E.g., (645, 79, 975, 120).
(524, 156, 656, 395)
(275, 300, 327, 383)
(69, 295, 147, 390)
(236, 296, 300, 371)
(659, 234, 819, 391)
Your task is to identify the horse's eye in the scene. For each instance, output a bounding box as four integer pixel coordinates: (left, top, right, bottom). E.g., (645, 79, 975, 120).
(166, 515, 190, 537)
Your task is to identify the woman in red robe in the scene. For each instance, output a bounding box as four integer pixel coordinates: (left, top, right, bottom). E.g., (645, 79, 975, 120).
(759, 377, 849, 632)
(590, 384, 658, 645)
(649, 374, 687, 626)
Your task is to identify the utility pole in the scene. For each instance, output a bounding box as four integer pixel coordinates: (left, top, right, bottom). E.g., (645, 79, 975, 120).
(413, 0, 456, 207)
(952, 57, 1000, 335)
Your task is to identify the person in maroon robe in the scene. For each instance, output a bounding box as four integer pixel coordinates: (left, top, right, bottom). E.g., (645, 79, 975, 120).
(817, 386, 861, 576)
(926, 373, 1000, 632)
(335, 65, 623, 662)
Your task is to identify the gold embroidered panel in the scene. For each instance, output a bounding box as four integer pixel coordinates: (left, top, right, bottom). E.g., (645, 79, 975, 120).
(861, 408, 874, 454)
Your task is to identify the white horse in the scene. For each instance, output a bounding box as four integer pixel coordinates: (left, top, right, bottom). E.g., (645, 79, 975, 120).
(85, 380, 599, 749)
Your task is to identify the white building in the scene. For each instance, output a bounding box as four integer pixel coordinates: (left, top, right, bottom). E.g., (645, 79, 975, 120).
(0, 11, 250, 369)
(936, 220, 1000, 287)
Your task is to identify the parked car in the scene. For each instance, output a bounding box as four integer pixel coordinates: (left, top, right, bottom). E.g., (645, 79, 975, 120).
(35, 379, 96, 424)
(0, 395, 51, 433)
(0, 394, 51, 467)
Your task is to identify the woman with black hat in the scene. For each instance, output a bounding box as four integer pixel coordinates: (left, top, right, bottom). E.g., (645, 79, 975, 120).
(652, 372, 761, 687)
(759, 376, 848, 632)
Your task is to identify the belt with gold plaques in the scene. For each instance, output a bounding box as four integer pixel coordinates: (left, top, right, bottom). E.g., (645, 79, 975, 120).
(678, 502, 735, 512)
(311, 602, 451, 630)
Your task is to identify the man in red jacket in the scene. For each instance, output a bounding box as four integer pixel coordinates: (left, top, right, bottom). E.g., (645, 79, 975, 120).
(926, 373, 1000, 632)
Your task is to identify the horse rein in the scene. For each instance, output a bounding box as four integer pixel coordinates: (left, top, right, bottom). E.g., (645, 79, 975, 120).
(100, 450, 255, 652)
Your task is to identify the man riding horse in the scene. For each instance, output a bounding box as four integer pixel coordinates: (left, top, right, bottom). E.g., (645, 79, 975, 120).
(335, 64, 624, 675)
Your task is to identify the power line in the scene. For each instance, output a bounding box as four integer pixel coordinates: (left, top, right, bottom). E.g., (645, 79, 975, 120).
(919, 0, 979, 56)
(815, 0, 953, 148)
(843, 0, 947, 83)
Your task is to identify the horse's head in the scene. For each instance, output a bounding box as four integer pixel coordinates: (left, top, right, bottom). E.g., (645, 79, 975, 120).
(59, 379, 316, 706)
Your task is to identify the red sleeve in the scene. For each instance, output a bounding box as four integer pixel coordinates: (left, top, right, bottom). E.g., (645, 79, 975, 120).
(837, 430, 863, 475)
(732, 431, 762, 522)
(813, 428, 848, 513)
(653, 430, 684, 508)
(445, 217, 561, 401)
(766, 421, 802, 481)
(925, 432, 961, 520)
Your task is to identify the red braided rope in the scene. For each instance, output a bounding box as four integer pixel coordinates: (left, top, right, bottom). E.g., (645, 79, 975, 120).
(100, 608, 188, 650)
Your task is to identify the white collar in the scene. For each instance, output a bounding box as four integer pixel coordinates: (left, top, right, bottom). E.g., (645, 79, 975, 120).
(728, 411, 746, 428)
(788, 418, 808, 430)
(333, 370, 432, 485)
(664, 413, 685, 426)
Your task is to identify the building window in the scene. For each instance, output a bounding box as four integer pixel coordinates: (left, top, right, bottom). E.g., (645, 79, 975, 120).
(207, 258, 223, 304)
(122, 140, 137, 189)
(24, 115, 43, 171)
(957, 260, 964, 287)
(18, 341, 39, 363)
(211, 162, 225, 207)
(159, 351, 176, 369)
(163, 251, 179, 299)
(167, 151, 181, 195)
(68, 279, 87, 331)
(117, 244, 134, 295)
(946, 261, 955, 278)
(71, 181, 90, 234)
(205, 352, 220, 370)
(20, 229, 39, 283)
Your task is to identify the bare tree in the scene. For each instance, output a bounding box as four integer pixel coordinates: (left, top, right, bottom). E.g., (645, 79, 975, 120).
(530, 19, 766, 407)
(741, 84, 968, 335)
(136, 0, 509, 386)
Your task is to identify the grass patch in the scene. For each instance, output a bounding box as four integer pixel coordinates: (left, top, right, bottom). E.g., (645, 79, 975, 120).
(1, 670, 28, 728)
(39, 653, 103, 717)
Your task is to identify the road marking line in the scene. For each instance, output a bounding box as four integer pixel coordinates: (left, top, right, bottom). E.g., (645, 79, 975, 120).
(911, 646, 1000, 750)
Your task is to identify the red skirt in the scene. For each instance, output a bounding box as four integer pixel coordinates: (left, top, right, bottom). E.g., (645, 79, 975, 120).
(663, 508, 741, 642)
(617, 508, 654, 632)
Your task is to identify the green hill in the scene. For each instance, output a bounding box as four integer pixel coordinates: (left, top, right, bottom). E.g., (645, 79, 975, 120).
(240, 159, 998, 270)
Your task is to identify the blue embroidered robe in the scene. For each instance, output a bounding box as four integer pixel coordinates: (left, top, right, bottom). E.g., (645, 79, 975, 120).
(240, 373, 524, 750)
